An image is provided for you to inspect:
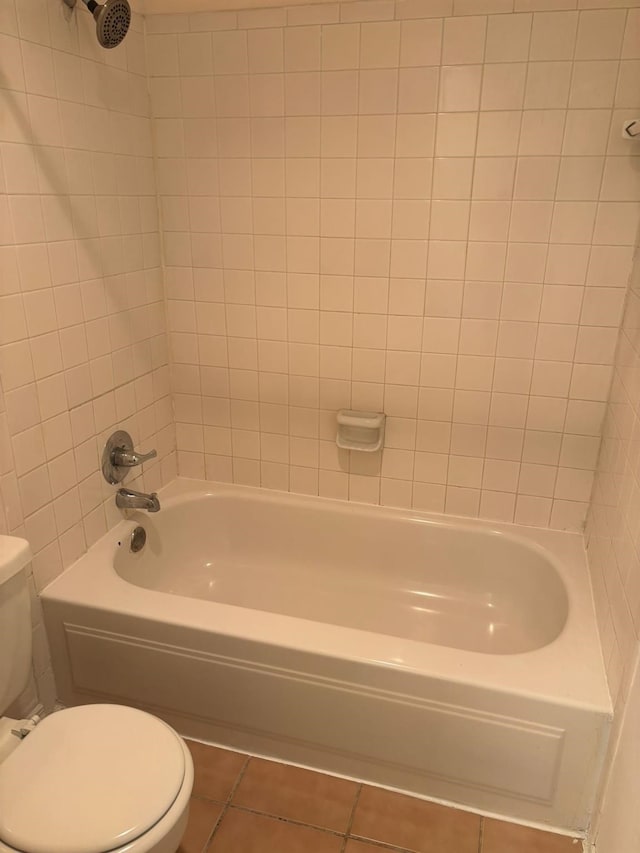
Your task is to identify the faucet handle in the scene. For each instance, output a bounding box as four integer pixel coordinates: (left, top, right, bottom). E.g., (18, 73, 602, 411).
(112, 446, 157, 467)
(102, 430, 157, 484)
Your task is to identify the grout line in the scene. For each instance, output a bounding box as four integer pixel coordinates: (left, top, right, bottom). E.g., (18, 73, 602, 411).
(203, 754, 251, 848)
(543, 8, 582, 526)
(478, 814, 484, 853)
(202, 801, 227, 852)
(345, 781, 363, 836)
(346, 836, 417, 853)
(227, 753, 252, 803)
(222, 801, 348, 838)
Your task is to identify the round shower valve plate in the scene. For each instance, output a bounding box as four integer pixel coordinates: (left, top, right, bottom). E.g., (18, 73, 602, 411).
(101, 430, 134, 484)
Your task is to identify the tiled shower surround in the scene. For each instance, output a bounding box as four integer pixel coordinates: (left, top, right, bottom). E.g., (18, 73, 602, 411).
(0, 1, 173, 708)
(149, 1, 640, 530)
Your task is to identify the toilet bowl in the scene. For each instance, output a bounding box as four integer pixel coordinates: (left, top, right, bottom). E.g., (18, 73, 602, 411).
(0, 704, 194, 853)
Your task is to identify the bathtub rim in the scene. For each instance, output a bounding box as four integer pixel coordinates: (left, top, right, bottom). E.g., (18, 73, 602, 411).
(42, 477, 612, 716)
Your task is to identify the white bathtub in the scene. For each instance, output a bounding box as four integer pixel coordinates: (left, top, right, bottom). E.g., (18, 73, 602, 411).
(42, 479, 611, 834)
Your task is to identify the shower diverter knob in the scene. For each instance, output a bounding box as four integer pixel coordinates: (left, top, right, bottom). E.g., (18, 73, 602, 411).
(102, 430, 157, 484)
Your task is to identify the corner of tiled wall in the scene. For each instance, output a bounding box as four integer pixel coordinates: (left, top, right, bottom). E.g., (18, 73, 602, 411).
(147, 0, 640, 533)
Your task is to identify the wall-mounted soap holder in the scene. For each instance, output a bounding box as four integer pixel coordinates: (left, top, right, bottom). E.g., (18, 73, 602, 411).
(336, 410, 385, 452)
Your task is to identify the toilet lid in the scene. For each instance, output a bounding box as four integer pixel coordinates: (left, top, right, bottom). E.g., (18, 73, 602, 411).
(0, 704, 186, 853)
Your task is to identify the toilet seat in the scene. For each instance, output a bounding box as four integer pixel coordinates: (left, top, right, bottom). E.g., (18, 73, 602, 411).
(0, 704, 186, 853)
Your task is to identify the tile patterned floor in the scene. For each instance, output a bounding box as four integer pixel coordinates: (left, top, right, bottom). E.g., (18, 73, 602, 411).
(178, 740, 582, 853)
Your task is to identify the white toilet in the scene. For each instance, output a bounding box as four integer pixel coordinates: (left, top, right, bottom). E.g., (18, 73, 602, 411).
(0, 535, 194, 853)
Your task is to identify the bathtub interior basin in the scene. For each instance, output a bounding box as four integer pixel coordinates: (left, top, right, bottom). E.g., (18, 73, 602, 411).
(114, 491, 568, 655)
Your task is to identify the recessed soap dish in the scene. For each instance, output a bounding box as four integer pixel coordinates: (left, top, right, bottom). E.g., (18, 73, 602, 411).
(336, 409, 385, 452)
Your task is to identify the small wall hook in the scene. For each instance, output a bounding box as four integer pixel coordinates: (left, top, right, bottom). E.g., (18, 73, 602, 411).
(622, 119, 640, 140)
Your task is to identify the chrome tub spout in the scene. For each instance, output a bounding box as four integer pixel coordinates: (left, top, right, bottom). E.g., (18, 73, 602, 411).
(116, 487, 161, 513)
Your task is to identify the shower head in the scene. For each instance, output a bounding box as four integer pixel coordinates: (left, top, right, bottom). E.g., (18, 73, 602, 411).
(64, 0, 131, 49)
(88, 0, 131, 48)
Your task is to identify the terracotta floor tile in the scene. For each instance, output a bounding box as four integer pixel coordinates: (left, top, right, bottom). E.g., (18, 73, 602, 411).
(207, 808, 344, 853)
(351, 786, 481, 853)
(181, 741, 576, 853)
(185, 739, 246, 801)
(481, 819, 581, 853)
(232, 757, 359, 832)
(177, 798, 223, 853)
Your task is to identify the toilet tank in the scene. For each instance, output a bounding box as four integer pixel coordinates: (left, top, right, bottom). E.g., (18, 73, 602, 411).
(0, 537, 32, 714)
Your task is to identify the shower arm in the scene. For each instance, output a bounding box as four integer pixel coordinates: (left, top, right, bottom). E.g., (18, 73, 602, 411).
(63, 0, 100, 9)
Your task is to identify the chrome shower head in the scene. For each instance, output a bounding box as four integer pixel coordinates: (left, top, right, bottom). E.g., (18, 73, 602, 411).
(64, 0, 131, 49)
(88, 0, 130, 48)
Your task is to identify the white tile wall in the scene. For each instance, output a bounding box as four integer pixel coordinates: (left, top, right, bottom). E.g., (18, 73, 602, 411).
(0, 384, 8, 536)
(586, 254, 640, 713)
(148, 0, 640, 530)
(0, 0, 173, 710)
(585, 246, 640, 851)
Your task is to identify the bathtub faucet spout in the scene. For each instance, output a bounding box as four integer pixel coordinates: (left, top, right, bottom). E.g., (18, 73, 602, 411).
(116, 487, 161, 513)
